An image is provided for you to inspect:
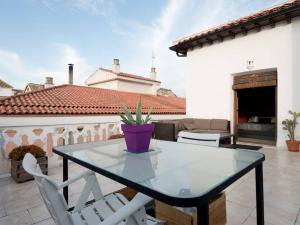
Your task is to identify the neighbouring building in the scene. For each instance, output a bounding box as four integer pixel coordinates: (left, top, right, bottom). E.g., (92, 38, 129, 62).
(170, 0, 300, 146)
(24, 77, 54, 93)
(24, 83, 44, 93)
(157, 88, 177, 97)
(85, 59, 162, 95)
(0, 79, 13, 99)
(12, 89, 24, 96)
(0, 84, 186, 177)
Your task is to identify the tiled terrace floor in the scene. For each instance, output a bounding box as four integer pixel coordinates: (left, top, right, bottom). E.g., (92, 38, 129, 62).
(0, 146, 300, 225)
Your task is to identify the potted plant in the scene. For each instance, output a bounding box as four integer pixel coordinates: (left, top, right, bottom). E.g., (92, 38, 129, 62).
(9, 145, 48, 183)
(120, 98, 154, 153)
(282, 110, 300, 152)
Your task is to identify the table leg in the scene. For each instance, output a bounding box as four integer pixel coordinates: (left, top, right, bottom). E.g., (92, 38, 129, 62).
(197, 202, 209, 225)
(255, 163, 264, 225)
(63, 158, 68, 204)
(232, 135, 237, 145)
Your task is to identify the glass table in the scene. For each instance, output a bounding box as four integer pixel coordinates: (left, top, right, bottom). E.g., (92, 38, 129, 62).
(53, 139, 265, 225)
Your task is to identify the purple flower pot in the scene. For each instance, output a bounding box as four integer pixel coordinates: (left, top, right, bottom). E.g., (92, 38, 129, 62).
(121, 124, 155, 153)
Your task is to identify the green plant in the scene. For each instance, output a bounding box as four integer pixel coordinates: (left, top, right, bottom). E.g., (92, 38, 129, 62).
(9, 145, 46, 161)
(120, 97, 152, 125)
(282, 110, 300, 141)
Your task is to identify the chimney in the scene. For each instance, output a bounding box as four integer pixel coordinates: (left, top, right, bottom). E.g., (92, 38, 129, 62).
(150, 67, 157, 80)
(68, 64, 73, 85)
(44, 77, 54, 88)
(112, 59, 120, 74)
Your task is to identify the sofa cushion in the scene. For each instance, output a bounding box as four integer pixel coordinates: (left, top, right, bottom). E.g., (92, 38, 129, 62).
(210, 119, 228, 131)
(190, 129, 229, 134)
(184, 123, 198, 130)
(177, 118, 194, 131)
(192, 119, 211, 130)
(177, 121, 187, 131)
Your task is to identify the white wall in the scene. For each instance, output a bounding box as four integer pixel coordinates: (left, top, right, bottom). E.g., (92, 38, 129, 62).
(91, 80, 119, 90)
(117, 80, 154, 94)
(292, 18, 300, 141)
(86, 68, 160, 95)
(186, 18, 300, 147)
(0, 114, 185, 127)
(85, 69, 116, 85)
(0, 88, 12, 97)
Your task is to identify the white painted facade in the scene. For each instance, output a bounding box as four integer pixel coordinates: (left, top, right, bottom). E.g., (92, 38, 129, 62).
(0, 87, 12, 97)
(185, 18, 300, 147)
(117, 80, 155, 94)
(85, 59, 161, 95)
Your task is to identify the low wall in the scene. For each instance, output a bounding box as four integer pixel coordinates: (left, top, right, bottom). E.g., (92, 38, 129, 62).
(0, 114, 185, 177)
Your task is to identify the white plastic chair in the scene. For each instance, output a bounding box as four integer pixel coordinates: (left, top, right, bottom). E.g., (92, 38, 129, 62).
(177, 131, 220, 147)
(22, 153, 164, 225)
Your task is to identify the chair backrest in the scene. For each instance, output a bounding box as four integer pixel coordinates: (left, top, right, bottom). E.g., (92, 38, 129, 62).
(22, 153, 73, 225)
(177, 131, 220, 147)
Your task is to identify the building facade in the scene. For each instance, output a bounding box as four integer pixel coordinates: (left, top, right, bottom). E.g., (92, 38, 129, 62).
(170, 0, 300, 146)
(0, 80, 13, 98)
(85, 59, 161, 95)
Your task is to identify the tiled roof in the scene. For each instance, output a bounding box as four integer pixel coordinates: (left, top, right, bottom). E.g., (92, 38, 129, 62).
(0, 85, 186, 115)
(100, 68, 161, 83)
(0, 79, 13, 88)
(170, 0, 300, 54)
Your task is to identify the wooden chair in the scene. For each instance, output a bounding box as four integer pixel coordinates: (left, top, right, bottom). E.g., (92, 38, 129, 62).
(177, 131, 220, 147)
(22, 153, 164, 225)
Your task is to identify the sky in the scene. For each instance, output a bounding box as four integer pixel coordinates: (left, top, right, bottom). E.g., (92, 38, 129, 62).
(0, 0, 284, 97)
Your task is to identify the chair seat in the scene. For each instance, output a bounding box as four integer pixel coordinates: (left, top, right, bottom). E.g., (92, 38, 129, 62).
(71, 193, 160, 225)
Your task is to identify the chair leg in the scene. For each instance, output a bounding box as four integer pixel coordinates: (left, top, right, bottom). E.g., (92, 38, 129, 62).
(63, 158, 68, 203)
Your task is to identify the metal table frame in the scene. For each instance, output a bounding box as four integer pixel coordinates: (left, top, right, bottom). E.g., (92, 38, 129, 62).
(54, 141, 264, 225)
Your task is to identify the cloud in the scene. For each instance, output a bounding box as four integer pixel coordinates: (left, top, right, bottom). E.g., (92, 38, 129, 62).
(73, 0, 120, 17)
(109, 0, 283, 97)
(110, 0, 188, 96)
(35, 0, 121, 17)
(0, 50, 24, 74)
(0, 45, 91, 89)
(50, 43, 92, 84)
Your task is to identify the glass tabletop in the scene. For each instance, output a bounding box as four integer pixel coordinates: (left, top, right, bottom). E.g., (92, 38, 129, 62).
(53, 139, 264, 205)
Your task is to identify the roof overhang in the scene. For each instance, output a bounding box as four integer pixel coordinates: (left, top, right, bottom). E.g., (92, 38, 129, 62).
(170, 1, 300, 57)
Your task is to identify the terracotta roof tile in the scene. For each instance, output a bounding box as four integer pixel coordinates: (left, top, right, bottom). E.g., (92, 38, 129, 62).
(171, 0, 300, 53)
(0, 85, 186, 115)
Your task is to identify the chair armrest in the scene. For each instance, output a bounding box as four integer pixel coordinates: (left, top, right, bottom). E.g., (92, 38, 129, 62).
(100, 193, 152, 225)
(56, 170, 94, 189)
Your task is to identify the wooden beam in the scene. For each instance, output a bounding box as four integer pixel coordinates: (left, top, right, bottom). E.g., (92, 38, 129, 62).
(285, 14, 292, 24)
(206, 37, 213, 45)
(216, 34, 224, 42)
(228, 31, 236, 39)
(269, 18, 276, 28)
(185, 43, 193, 49)
(196, 40, 203, 48)
(253, 22, 261, 32)
(240, 26, 248, 35)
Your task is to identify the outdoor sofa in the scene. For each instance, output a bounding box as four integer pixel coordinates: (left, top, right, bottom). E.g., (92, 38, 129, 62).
(153, 118, 233, 144)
